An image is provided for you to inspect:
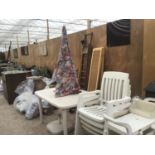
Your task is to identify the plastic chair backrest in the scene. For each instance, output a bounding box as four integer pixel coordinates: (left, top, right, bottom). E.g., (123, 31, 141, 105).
(100, 72, 130, 102)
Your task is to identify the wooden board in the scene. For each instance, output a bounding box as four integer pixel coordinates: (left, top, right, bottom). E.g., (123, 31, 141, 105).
(87, 47, 104, 91)
(21, 46, 29, 56)
(38, 41, 48, 56)
(13, 48, 18, 58)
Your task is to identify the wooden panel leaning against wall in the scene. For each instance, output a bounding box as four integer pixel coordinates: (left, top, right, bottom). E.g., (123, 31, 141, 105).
(87, 47, 104, 91)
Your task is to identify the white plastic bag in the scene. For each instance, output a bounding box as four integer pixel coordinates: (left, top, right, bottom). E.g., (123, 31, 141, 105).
(14, 92, 39, 119)
(0, 79, 3, 92)
(13, 92, 33, 113)
(42, 77, 53, 87)
(41, 100, 51, 108)
(15, 79, 34, 95)
(25, 95, 39, 119)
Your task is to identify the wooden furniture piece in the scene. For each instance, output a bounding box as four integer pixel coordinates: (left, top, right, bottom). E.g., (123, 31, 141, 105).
(2, 70, 31, 104)
(0, 63, 9, 75)
(79, 33, 93, 90)
(35, 88, 85, 135)
(75, 72, 131, 135)
(87, 47, 104, 91)
(0, 63, 8, 67)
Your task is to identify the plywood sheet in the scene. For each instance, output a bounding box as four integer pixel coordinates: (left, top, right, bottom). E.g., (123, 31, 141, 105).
(38, 41, 48, 56)
(87, 47, 104, 91)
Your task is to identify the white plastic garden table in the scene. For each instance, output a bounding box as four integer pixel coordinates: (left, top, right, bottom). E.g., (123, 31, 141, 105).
(35, 88, 85, 135)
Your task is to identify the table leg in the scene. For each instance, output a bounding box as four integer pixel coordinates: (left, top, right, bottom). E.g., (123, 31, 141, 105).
(62, 109, 68, 135)
(38, 98, 43, 123)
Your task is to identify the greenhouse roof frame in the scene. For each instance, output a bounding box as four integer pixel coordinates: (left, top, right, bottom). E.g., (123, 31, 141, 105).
(0, 19, 117, 51)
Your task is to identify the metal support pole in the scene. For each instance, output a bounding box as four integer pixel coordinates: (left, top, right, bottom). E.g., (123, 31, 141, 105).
(87, 19, 92, 29)
(46, 19, 50, 40)
(27, 30, 30, 45)
(5, 44, 7, 52)
(16, 36, 19, 49)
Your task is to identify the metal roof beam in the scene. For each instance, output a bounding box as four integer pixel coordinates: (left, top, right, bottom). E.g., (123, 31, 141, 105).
(0, 28, 60, 34)
(32, 19, 87, 26)
(0, 22, 64, 30)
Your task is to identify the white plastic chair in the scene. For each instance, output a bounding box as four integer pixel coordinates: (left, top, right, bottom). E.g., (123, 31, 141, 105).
(103, 98, 155, 135)
(75, 71, 131, 135)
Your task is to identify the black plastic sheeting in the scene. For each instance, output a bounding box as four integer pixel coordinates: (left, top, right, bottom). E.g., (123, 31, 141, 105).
(107, 19, 131, 47)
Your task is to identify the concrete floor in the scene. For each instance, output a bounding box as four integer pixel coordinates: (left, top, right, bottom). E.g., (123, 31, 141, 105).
(0, 94, 75, 135)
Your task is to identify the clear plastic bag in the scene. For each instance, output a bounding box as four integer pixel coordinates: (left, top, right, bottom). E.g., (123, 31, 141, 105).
(15, 79, 34, 95)
(14, 92, 39, 119)
(0, 79, 3, 92)
(13, 92, 33, 113)
(25, 96, 39, 119)
(42, 77, 53, 86)
(41, 100, 51, 108)
(14, 77, 54, 119)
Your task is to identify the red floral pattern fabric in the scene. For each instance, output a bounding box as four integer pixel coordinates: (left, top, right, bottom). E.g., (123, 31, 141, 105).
(53, 26, 80, 97)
